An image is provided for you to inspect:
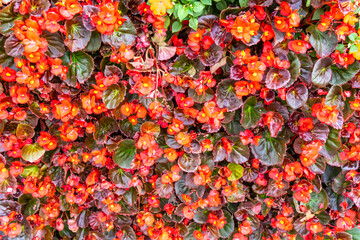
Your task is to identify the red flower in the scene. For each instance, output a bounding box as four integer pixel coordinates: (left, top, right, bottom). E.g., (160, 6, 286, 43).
(288, 40, 311, 54)
(275, 216, 293, 231)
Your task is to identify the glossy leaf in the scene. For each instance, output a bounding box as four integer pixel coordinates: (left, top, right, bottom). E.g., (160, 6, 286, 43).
(307, 25, 338, 58)
(251, 131, 287, 166)
(227, 163, 244, 181)
(216, 79, 243, 111)
(21, 143, 45, 163)
(330, 61, 360, 85)
(113, 139, 136, 169)
(265, 68, 291, 89)
(0, 2, 24, 36)
(94, 117, 118, 142)
(312, 57, 333, 87)
(61, 51, 94, 86)
(65, 16, 92, 52)
(42, 31, 66, 58)
(101, 16, 137, 47)
(102, 83, 126, 109)
(286, 84, 308, 109)
(241, 96, 266, 129)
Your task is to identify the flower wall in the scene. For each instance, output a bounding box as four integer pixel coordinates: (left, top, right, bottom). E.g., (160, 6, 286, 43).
(0, 0, 360, 239)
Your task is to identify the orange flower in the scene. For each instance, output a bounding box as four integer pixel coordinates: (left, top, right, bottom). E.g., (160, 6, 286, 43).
(298, 117, 313, 132)
(274, 16, 289, 32)
(52, 99, 78, 122)
(350, 98, 360, 111)
(0, 163, 9, 183)
(57, 0, 82, 19)
(134, 76, 155, 96)
(288, 40, 311, 54)
(7, 222, 22, 238)
(91, 0, 126, 35)
(231, 13, 260, 43)
(306, 222, 324, 234)
(175, 132, 191, 146)
(311, 99, 339, 126)
(300, 140, 323, 167)
(182, 206, 194, 219)
(163, 148, 178, 162)
(275, 216, 293, 231)
(1, 67, 16, 82)
(149, 0, 173, 16)
(335, 24, 355, 41)
(121, 102, 133, 116)
(244, 61, 266, 82)
(10, 86, 30, 104)
(188, 29, 205, 52)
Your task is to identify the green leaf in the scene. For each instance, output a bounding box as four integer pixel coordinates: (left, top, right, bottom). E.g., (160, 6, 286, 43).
(188, 88, 214, 103)
(119, 225, 136, 240)
(170, 55, 193, 75)
(349, 44, 359, 53)
(348, 32, 358, 42)
(189, 17, 198, 30)
(227, 163, 244, 181)
(239, 0, 249, 7)
(119, 118, 140, 138)
(193, 2, 205, 12)
(201, 0, 212, 5)
(101, 16, 137, 47)
(265, 68, 291, 89)
(75, 228, 89, 240)
(113, 139, 136, 169)
(250, 131, 287, 166)
(325, 85, 344, 110)
(141, 122, 160, 137)
(123, 187, 137, 206)
(306, 189, 328, 213)
(94, 117, 118, 143)
(4, 34, 24, 58)
(241, 96, 265, 129)
(16, 123, 35, 140)
(311, 8, 324, 20)
(346, 227, 360, 240)
(18, 194, 40, 217)
(0, 2, 24, 36)
(65, 16, 91, 52)
(219, 210, 234, 238)
(61, 51, 94, 86)
(311, 57, 333, 87)
(226, 136, 250, 164)
(102, 83, 126, 109)
(178, 5, 189, 22)
(216, 1, 227, 10)
(179, 154, 201, 172)
(216, 79, 243, 112)
(172, 21, 182, 33)
(307, 25, 338, 58)
(83, 31, 101, 52)
(286, 84, 308, 109)
(336, 44, 345, 53)
(298, 53, 314, 84)
(109, 168, 132, 188)
(285, 52, 301, 87)
(0, 37, 14, 68)
(330, 61, 360, 85)
(21, 143, 45, 163)
(42, 31, 66, 58)
(21, 166, 40, 178)
(320, 127, 340, 159)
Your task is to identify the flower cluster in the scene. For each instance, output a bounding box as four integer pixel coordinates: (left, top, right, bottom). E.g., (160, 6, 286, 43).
(1, 0, 360, 239)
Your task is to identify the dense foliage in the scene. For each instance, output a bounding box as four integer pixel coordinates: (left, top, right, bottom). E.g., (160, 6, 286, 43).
(1, 0, 360, 239)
